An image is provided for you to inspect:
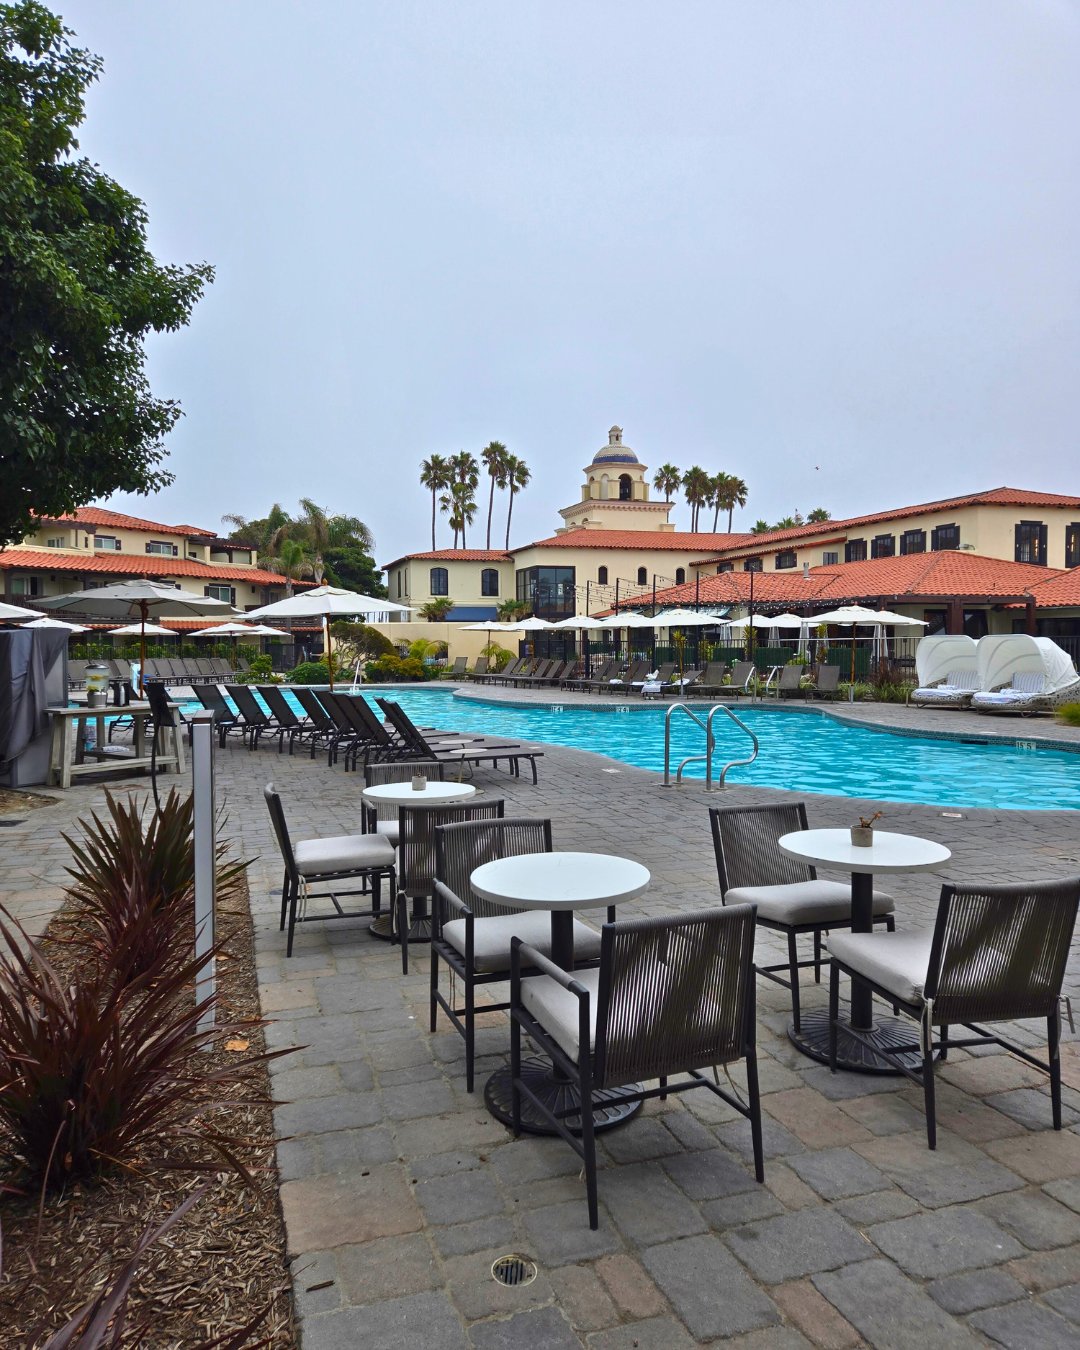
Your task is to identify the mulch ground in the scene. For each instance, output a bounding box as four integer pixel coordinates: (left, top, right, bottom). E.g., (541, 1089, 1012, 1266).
(0, 787, 54, 816)
(0, 874, 297, 1348)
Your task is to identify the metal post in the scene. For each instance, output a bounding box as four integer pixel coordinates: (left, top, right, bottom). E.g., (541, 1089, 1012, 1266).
(191, 709, 217, 1031)
(748, 568, 756, 699)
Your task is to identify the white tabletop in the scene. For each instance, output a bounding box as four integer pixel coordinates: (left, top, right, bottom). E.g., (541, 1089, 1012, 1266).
(471, 851, 651, 912)
(778, 828, 951, 875)
(362, 780, 476, 807)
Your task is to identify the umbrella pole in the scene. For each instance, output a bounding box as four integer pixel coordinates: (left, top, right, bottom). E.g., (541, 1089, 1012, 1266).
(325, 615, 334, 691)
(849, 633, 856, 702)
(139, 601, 148, 696)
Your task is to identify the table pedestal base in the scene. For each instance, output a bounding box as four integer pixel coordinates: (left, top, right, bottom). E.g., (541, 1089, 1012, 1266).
(789, 1007, 932, 1075)
(485, 1056, 643, 1135)
(369, 912, 431, 944)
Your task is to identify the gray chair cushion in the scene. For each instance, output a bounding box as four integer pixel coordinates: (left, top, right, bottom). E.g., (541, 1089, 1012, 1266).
(724, 879, 894, 925)
(826, 928, 934, 1005)
(294, 833, 395, 876)
(375, 820, 399, 847)
(442, 912, 602, 974)
(521, 967, 601, 1060)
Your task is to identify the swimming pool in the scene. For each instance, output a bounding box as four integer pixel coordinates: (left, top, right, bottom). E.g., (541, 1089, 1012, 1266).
(246, 685, 1079, 812)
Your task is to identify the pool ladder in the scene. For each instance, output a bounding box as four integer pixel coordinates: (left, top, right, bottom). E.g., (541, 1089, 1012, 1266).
(662, 703, 760, 791)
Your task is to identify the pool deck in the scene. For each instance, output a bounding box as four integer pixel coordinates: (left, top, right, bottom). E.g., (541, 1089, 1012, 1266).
(3, 693, 1080, 1347)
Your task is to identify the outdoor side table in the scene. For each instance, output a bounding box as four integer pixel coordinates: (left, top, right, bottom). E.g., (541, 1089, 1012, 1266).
(472, 850, 651, 1135)
(361, 779, 477, 942)
(778, 827, 951, 1073)
(46, 704, 185, 790)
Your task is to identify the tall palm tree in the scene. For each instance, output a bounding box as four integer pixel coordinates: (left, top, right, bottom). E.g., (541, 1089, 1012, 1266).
(774, 516, 796, 530)
(294, 499, 374, 583)
(448, 451, 479, 547)
(266, 537, 314, 596)
(504, 455, 531, 550)
(450, 480, 478, 547)
(652, 463, 682, 504)
(221, 504, 293, 559)
(440, 489, 459, 548)
(420, 454, 451, 550)
(808, 506, 831, 522)
(681, 466, 711, 532)
(722, 475, 748, 531)
(481, 441, 510, 548)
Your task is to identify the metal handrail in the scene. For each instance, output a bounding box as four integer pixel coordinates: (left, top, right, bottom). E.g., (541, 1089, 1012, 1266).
(662, 702, 760, 791)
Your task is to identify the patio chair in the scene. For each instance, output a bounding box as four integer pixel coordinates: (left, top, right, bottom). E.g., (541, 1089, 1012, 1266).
(320, 691, 394, 769)
(264, 783, 401, 963)
(692, 662, 732, 696)
(828, 876, 1080, 1148)
(809, 665, 841, 699)
(971, 670, 1062, 714)
(225, 683, 287, 751)
(772, 664, 805, 699)
(396, 799, 504, 946)
(291, 686, 343, 760)
(258, 684, 312, 753)
(362, 759, 448, 847)
(510, 904, 764, 1229)
(190, 683, 243, 747)
(568, 658, 617, 691)
(910, 668, 979, 708)
(449, 655, 468, 676)
(709, 803, 895, 1033)
(377, 699, 544, 784)
(466, 655, 489, 680)
(433, 816, 607, 1091)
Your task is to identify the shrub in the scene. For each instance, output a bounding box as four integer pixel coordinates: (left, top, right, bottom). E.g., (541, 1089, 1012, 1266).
(1056, 702, 1080, 727)
(836, 681, 874, 701)
(365, 654, 428, 682)
(233, 653, 276, 684)
(286, 660, 331, 684)
(482, 643, 515, 672)
(418, 598, 453, 621)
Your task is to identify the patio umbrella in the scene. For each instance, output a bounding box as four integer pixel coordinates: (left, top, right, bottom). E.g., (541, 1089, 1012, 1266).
(0, 599, 43, 621)
(110, 621, 178, 637)
(726, 613, 773, 629)
(652, 609, 719, 627)
(246, 585, 412, 690)
(190, 619, 289, 663)
(809, 605, 881, 695)
(19, 616, 90, 633)
(866, 609, 929, 663)
(507, 616, 556, 630)
(37, 578, 235, 692)
(460, 620, 515, 632)
(599, 611, 656, 628)
(552, 614, 610, 674)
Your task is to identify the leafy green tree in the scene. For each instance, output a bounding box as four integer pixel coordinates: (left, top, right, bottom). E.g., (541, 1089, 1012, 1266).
(652, 463, 682, 503)
(449, 451, 479, 547)
(750, 519, 771, 534)
(420, 454, 450, 550)
(322, 545, 386, 596)
(0, 2, 214, 548)
(807, 506, 831, 523)
(504, 456, 531, 549)
(481, 441, 510, 549)
(719, 474, 748, 531)
(266, 538, 313, 595)
(221, 503, 293, 556)
(292, 498, 373, 583)
(681, 466, 711, 531)
(419, 597, 453, 621)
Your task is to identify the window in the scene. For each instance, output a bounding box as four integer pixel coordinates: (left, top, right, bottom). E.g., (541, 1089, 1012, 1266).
(480, 568, 499, 596)
(516, 565, 576, 620)
(145, 540, 179, 556)
(822, 551, 839, 566)
(619, 474, 633, 501)
(636, 567, 648, 586)
(1014, 520, 1047, 565)
(743, 557, 763, 573)
(930, 523, 959, 551)
(45, 537, 65, 548)
(10, 575, 42, 596)
(870, 534, 895, 559)
(675, 567, 686, 585)
(429, 567, 449, 596)
(94, 535, 122, 551)
(899, 529, 926, 556)
(1066, 523, 1080, 569)
(396, 571, 402, 597)
(775, 550, 797, 570)
(204, 584, 235, 604)
(717, 563, 734, 574)
(845, 539, 867, 563)
(597, 565, 608, 585)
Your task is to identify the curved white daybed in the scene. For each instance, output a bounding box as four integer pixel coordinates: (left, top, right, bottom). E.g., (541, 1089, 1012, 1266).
(971, 635, 1080, 714)
(910, 634, 980, 707)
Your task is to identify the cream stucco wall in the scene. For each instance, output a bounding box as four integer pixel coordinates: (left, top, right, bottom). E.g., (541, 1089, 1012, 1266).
(387, 558, 514, 614)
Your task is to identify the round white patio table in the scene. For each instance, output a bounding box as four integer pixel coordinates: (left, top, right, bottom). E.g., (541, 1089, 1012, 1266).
(471, 850, 650, 1135)
(362, 780, 477, 941)
(778, 828, 951, 1073)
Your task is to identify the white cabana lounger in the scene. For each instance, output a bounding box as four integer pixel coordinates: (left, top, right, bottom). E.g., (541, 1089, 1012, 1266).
(909, 634, 980, 708)
(971, 636, 1080, 715)
(911, 668, 980, 707)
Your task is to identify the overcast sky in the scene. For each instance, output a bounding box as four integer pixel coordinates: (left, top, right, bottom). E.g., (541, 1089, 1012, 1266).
(64, 1, 1079, 568)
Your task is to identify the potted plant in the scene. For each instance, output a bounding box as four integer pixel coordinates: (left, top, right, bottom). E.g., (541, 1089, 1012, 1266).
(850, 812, 882, 847)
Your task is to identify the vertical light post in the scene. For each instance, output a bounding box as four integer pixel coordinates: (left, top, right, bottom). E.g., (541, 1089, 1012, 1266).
(191, 709, 217, 1032)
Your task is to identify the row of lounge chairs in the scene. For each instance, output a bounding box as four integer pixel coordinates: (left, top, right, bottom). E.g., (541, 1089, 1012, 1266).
(157, 682, 544, 782)
(67, 656, 249, 689)
(910, 634, 1079, 715)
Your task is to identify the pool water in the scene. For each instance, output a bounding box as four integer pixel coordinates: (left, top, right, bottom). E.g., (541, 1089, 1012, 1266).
(193, 686, 1080, 812)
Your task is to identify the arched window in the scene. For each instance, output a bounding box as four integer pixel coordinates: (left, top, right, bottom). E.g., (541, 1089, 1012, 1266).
(675, 567, 686, 585)
(619, 474, 633, 501)
(429, 567, 448, 596)
(597, 565, 608, 585)
(480, 568, 499, 596)
(637, 566, 648, 586)
(599, 473, 609, 500)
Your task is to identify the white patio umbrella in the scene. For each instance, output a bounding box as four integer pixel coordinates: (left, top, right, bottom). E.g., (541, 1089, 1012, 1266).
(810, 605, 881, 696)
(0, 599, 44, 621)
(188, 621, 289, 638)
(19, 615, 89, 633)
(37, 578, 235, 691)
(652, 608, 720, 627)
(246, 585, 412, 690)
(599, 611, 656, 628)
(726, 613, 773, 630)
(109, 621, 178, 637)
(507, 616, 557, 630)
(551, 615, 610, 630)
(866, 609, 928, 663)
(460, 620, 515, 632)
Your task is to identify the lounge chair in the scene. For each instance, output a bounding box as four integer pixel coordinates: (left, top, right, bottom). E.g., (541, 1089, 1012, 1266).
(449, 656, 468, 676)
(466, 656, 489, 680)
(713, 660, 756, 697)
(808, 665, 840, 700)
(565, 658, 617, 691)
(969, 635, 1080, 715)
(258, 685, 313, 753)
(225, 683, 288, 751)
(377, 698, 543, 784)
(772, 665, 806, 699)
(289, 687, 340, 759)
(190, 684, 243, 747)
(910, 668, 979, 708)
(601, 660, 649, 694)
(693, 662, 732, 697)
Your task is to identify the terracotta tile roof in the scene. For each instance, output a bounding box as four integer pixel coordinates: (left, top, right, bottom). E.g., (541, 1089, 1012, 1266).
(691, 486, 1080, 561)
(381, 548, 511, 568)
(1022, 570, 1080, 608)
(517, 529, 752, 552)
(0, 549, 285, 585)
(35, 507, 216, 536)
(641, 551, 1066, 611)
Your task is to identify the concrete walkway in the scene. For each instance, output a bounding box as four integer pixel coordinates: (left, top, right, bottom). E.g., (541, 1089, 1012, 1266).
(3, 691, 1080, 1347)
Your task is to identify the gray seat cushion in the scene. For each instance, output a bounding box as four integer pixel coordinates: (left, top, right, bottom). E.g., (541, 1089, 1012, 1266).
(375, 820, 399, 847)
(442, 911, 602, 974)
(826, 928, 934, 1005)
(294, 833, 395, 876)
(724, 880, 894, 925)
(521, 966, 601, 1060)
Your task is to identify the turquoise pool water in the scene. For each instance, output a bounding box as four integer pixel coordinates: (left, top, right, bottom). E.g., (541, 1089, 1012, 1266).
(191, 687, 1080, 811)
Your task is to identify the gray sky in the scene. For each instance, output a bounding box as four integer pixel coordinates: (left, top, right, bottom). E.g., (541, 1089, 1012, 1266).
(64, 0, 1079, 567)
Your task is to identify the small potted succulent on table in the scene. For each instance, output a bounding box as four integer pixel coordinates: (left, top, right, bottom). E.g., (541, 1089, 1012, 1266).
(850, 812, 882, 847)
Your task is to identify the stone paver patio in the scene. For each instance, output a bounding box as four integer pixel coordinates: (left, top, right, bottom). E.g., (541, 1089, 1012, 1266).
(3, 689, 1080, 1347)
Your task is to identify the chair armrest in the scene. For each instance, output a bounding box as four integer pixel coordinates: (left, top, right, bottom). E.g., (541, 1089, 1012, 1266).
(433, 879, 473, 921)
(511, 939, 589, 993)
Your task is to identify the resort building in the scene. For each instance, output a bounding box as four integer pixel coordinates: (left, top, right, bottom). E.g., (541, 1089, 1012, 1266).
(0, 506, 288, 619)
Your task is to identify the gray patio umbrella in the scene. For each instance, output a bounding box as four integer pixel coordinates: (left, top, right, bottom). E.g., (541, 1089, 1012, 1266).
(37, 579, 235, 692)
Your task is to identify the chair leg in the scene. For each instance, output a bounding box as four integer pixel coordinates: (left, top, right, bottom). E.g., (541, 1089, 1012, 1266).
(580, 1064, 599, 1230)
(286, 880, 298, 958)
(745, 1047, 765, 1183)
(787, 931, 801, 1033)
(813, 930, 822, 983)
(923, 1042, 937, 1150)
(465, 971, 476, 1094)
(396, 889, 409, 976)
(429, 946, 439, 1033)
(828, 960, 839, 1071)
(510, 1009, 522, 1137)
(279, 870, 289, 931)
(1049, 1010, 1063, 1130)
(939, 1023, 949, 1062)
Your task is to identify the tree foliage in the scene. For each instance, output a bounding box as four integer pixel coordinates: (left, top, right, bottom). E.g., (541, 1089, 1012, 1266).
(0, 2, 214, 548)
(222, 498, 385, 596)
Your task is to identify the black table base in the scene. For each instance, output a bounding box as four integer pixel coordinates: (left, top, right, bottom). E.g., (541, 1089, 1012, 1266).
(789, 1006, 932, 1074)
(369, 908, 430, 944)
(485, 1055, 643, 1135)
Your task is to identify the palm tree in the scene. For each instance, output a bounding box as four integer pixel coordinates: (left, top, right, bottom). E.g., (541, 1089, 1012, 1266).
(293, 499, 374, 583)
(221, 504, 293, 559)
(504, 455, 531, 549)
(808, 506, 831, 523)
(450, 480, 477, 547)
(750, 518, 771, 534)
(652, 463, 682, 504)
(717, 474, 748, 531)
(708, 472, 730, 532)
(420, 454, 451, 550)
(481, 441, 510, 548)
(774, 516, 796, 530)
(266, 537, 314, 596)
(447, 451, 480, 548)
(681, 466, 711, 532)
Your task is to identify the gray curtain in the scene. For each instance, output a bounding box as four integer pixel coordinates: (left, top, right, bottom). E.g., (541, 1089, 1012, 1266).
(0, 628, 68, 766)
